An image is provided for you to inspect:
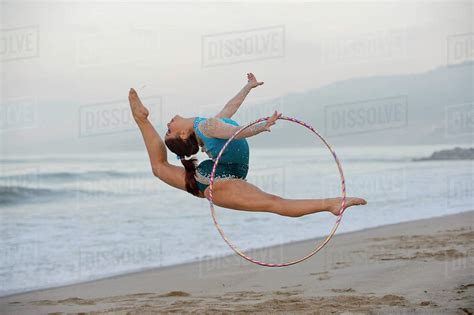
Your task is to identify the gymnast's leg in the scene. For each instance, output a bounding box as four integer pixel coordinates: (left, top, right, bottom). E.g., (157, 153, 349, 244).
(129, 88, 196, 194)
(204, 179, 367, 217)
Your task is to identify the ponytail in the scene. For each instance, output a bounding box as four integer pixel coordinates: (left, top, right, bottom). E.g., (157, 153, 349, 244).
(180, 157, 200, 196)
(165, 132, 200, 196)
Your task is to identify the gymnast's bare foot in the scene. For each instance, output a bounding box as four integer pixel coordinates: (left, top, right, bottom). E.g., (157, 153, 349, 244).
(327, 197, 367, 216)
(129, 88, 149, 124)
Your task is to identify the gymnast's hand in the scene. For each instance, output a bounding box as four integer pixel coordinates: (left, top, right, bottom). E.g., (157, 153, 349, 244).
(247, 73, 264, 89)
(263, 111, 282, 132)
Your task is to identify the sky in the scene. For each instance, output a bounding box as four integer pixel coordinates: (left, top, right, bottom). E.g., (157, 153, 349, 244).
(0, 0, 472, 154)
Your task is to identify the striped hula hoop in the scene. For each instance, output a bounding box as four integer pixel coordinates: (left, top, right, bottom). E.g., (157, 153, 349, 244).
(208, 115, 346, 267)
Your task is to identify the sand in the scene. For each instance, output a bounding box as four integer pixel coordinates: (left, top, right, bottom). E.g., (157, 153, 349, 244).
(1, 211, 473, 314)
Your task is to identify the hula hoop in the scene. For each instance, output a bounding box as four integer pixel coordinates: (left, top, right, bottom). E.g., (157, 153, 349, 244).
(208, 115, 346, 267)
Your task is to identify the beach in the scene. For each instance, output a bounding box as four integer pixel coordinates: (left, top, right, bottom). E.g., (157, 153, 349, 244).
(1, 0, 473, 313)
(1, 210, 472, 314)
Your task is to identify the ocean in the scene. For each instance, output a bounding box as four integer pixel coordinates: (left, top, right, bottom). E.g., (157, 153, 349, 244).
(0, 144, 472, 296)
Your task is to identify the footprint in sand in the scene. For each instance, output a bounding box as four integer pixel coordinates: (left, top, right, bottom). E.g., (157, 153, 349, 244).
(456, 283, 474, 297)
(420, 300, 437, 306)
(309, 271, 331, 280)
(158, 291, 191, 297)
(333, 261, 352, 269)
(331, 288, 356, 293)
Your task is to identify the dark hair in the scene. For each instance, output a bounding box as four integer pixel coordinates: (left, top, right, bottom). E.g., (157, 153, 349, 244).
(165, 132, 200, 196)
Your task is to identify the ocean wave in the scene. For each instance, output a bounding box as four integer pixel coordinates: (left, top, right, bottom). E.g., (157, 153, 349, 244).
(0, 185, 117, 205)
(0, 170, 149, 183)
(294, 157, 414, 164)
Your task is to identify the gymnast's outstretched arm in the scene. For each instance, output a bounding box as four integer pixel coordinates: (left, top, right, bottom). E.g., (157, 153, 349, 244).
(215, 73, 264, 119)
(200, 111, 282, 140)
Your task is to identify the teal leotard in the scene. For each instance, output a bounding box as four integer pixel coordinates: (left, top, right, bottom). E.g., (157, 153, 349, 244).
(193, 117, 249, 193)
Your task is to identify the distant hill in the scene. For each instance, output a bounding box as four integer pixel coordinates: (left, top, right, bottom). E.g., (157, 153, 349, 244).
(413, 147, 474, 161)
(240, 61, 473, 147)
